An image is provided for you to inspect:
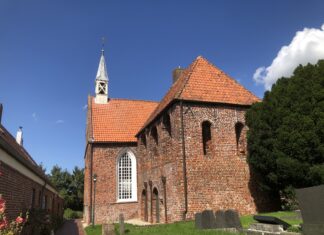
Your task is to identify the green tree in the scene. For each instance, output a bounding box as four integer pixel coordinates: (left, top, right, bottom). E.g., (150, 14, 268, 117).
(246, 60, 324, 205)
(70, 166, 84, 210)
(38, 162, 47, 174)
(49, 165, 84, 211)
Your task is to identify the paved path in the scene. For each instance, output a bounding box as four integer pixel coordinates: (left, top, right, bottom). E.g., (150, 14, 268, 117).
(126, 219, 151, 226)
(55, 219, 85, 235)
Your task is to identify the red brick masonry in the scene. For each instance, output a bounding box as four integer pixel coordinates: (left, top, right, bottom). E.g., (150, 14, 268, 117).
(0, 161, 63, 221)
(84, 56, 278, 225)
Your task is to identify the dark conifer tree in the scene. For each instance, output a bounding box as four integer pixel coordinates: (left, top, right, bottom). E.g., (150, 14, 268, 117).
(246, 60, 324, 204)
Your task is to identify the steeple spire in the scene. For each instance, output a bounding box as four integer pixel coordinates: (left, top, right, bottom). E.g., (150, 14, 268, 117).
(95, 40, 109, 104)
(96, 52, 108, 81)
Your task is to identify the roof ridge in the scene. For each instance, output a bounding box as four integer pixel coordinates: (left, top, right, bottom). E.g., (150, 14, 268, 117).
(110, 98, 159, 103)
(136, 55, 260, 135)
(90, 96, 159, 104)
(136, 57, 201, 134)
(0, 124, 34, 161)
(0, 124, 51, 181)
(197, 56, 261, 101)
(176, 57, 201, 99)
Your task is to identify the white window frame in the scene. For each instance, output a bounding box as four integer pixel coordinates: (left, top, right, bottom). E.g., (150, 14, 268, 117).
(116, 151, 137, 202)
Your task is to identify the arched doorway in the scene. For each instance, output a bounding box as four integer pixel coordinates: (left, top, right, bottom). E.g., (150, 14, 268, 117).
(141, 189, 148, 221)
(152, 188, 160, 223)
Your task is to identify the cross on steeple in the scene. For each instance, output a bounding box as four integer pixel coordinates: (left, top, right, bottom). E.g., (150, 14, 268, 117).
(101, 37, 105, 55)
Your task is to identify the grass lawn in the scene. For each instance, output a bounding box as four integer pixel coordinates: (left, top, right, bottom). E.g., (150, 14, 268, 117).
(84, 225, 102, 235)
(86, 222, 240, 235)
(84, 211, 302, 235)
(240, 211, 301, 228)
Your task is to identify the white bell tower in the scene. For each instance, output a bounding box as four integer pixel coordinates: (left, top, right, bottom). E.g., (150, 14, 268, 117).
(95, 48, 109, 104)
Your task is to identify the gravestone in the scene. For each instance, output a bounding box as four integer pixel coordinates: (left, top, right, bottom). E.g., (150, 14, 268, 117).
(196, 209, 242, 231)
(296, 185, 324, 235)
(119, 213, 125, 235)
(201, 210, 216, 229)
(215, 210, 227, 228)
(248, 223, 284, 233)
(224, 209, 242, 230)
(102, 224, 115, 235)
(195, 213, 203, 229)
(253, 215, 290, 230)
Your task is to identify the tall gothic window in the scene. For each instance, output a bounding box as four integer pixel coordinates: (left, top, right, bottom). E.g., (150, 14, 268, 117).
(141, 133, 147, 147)
(235, 122, 245, 155)
(117, 151, 137, 202)
(163, 114, 171, 136)
(202, 121, 212, 155)
(151, 126, 158, 144)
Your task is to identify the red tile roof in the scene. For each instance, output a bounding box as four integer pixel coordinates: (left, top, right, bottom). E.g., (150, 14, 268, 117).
(91, 98, 158, 143)
(139, 56, 260, 133)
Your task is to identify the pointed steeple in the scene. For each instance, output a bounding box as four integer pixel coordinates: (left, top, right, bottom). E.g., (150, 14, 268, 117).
(96, 49, 109, 81)
(95, 48, 109, 104)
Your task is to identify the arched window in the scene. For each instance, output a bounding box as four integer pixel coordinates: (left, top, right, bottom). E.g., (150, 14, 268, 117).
(202, 121, 212, 155)
(141, 133, 147, 147)
(117, 151, 137, 202)
(151, 126, 158, 144)
(235, 122, 245, 155)
(163, 114, 171, 136)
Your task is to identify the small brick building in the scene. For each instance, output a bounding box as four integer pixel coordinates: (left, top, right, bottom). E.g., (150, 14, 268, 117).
(0, 104, 64, 221)
(84, 51, 274, 225)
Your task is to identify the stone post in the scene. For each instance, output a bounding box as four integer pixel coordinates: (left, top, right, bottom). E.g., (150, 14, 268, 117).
(102, 224, 115, 235)
(119, 213, 125, 235)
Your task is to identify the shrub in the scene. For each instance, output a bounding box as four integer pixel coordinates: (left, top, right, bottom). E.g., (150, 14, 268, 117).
(23, 209, 63, 235)
(287, 225, 301, 233)
(63, 208, 82, 219)
(279, 186, 299, 211)
(0, 196, 28, 235)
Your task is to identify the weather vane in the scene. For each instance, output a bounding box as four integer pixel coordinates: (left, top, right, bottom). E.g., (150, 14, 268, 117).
(101, 37, 105, 54)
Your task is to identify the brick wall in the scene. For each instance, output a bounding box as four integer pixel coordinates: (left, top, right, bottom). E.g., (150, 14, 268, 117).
(83, 144, 92, 224)
(86, 143, 139, 224)
(0, 161, 63, 221)
(137, 103, 186, 223)
(181, 102, 255, 217)
(137, 101, 277, 223)
(85, 101, 277, 224)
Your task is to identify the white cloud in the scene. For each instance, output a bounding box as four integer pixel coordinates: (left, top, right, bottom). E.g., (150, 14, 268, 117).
(55, 120, 65, 124)
(253, 24, 324, 90)
(82, 104, 88, 111)
(32, 112, 38, 122)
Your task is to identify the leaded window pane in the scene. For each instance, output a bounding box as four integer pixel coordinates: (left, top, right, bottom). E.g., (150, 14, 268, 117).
(118, 152, 133, 200)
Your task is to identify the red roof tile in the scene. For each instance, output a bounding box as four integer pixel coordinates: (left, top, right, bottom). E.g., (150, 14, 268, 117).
(139, 56, 260, 133)
(91, 98, 158, 142)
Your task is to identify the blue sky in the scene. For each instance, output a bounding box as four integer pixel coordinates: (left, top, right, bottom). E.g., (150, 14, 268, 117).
(0, 0, 324, 173)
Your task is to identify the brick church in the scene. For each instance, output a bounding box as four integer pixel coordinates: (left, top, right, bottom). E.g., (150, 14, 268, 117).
(84, 49, 273, 225)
